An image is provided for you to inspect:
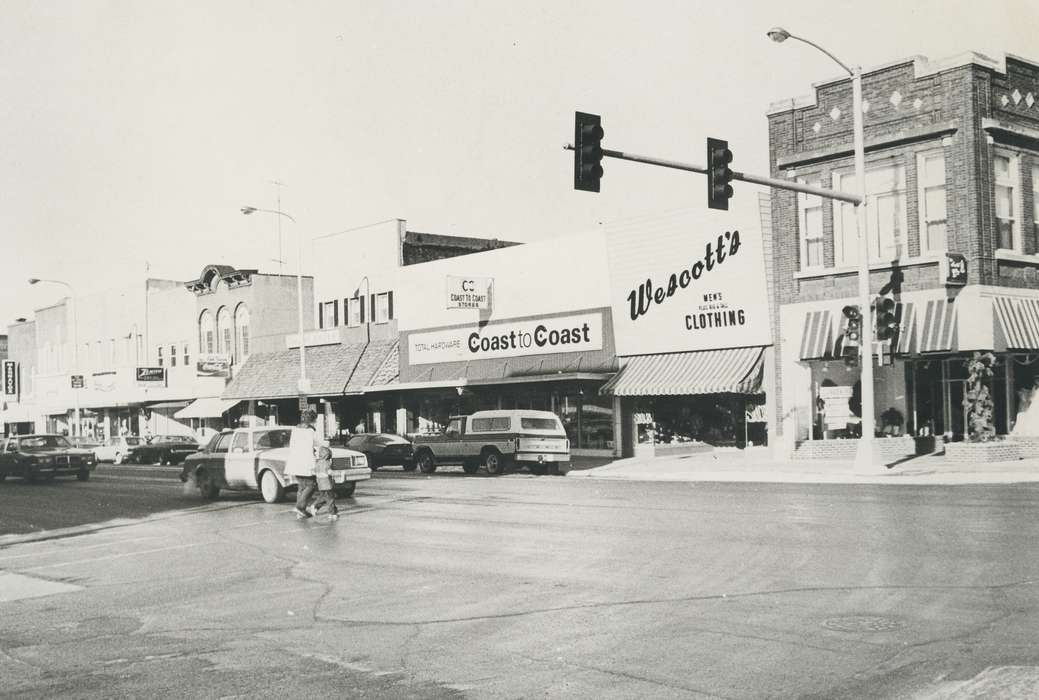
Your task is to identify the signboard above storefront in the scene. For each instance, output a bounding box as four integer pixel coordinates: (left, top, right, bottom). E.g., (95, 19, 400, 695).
(196, 353, 231, 378)
(3, 360, 17, 397)
(605, 210, 771, 356)
(408, 312, 603, 365)
(943, 252, 967, 286)
(446, 276, 492, 310)
(136, 367, 166, 386)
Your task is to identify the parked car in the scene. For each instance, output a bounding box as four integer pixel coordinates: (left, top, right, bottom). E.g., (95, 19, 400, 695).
(128, 435, 201, 465)
(69, 436, 102, 450)
(94, 436, 146, 464)
(0, 434, 97, 482)
(179, 426, 371, 502)
(344, 433, 415, 471)
(410, 409, 570, 475)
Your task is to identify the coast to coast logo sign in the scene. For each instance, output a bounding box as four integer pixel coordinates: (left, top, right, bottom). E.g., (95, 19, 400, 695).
(605, 209, 771, 356)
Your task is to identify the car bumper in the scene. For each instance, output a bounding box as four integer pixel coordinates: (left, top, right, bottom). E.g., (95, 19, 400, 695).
(514, 453, 570, 463)
(29, 463, 95, 476)
(331, 467, 371, 483)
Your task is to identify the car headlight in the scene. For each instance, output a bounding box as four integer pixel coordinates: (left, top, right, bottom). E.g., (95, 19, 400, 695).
(34, 456, 55, 465)
(353, 455, 368, 468)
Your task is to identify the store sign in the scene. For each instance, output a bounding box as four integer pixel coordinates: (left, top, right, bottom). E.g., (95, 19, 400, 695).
(819, 385, 854, 430)
(3, 360, 17, 396)
(446, 276, 492, 310)
(943, 252, 967, 286)
(92, 371, 118, 392)
(70, 375, 85, 389)
(196, 353, 231, 378)
(408, 312, 603, 365)
(605, 210, 771, 355)
(136, 367, 166, 384)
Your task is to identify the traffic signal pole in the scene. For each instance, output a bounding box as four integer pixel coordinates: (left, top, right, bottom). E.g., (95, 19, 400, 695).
(564, 143, 863, 205)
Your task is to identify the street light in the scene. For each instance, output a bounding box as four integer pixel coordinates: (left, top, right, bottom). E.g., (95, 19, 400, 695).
(768, 26, 877, 469)
(29, 277, 81, 438)
(240, 206, 311, 396)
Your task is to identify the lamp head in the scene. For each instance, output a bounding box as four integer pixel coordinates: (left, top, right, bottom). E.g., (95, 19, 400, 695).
(28, 278, 40, 285)
(240, 206, 258, 216)
(766, 27, 791, 43)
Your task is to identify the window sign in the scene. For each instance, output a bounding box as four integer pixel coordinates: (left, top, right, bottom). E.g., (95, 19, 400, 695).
(446, 276, 492, 310)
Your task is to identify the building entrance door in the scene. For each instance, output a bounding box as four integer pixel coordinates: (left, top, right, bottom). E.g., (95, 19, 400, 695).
(944, 379, 966, 441)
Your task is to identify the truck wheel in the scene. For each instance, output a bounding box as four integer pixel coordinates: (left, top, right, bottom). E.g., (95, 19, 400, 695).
(462, 459, 479, 474)
(483, 449, 507, 476)
(416, 450, 437, 474)
(197, 471, 220, 500)
(336, 482, 357, 497)
(260, 470, 284, 503)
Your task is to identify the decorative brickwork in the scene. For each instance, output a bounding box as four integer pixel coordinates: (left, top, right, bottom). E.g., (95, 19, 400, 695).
(793, 436, 915, 461)
(944, 440, 1022, 462)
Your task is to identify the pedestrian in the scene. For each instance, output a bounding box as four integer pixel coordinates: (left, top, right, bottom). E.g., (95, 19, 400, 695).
(285, 408, 325, 520)
(307, 443, 339, 521)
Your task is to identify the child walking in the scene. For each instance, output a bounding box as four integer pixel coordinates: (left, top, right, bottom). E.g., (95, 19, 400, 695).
(307, 443, 338, 521)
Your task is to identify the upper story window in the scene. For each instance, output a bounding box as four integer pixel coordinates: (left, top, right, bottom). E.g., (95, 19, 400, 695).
(374, 292, 393, 324)
(917, 150, 947, 254)
(157, 346, 164, 367)
(199, 310, 214, 354)
(994, 150, 1020, 251)
(216, 306, 233, 358)
(169, 344, 177, 367)
(833, 163, 907, 266)
(797, 179, 824, 270)
(183, 344, 190, 367)
(234, 304, 250, 363)
(320, 300, 338, 329)
(1032, 164, 1039, 242)
(345, 296, 364, 327)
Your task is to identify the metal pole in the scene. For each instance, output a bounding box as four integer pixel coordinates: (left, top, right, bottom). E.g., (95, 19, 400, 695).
(70, 292, 80, 439)
(851, 68, 877, 469)
(295, 217, 307, 396)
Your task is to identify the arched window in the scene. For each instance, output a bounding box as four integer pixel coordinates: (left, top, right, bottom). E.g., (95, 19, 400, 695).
(216, 306, 233, 358)
(198, 310, 215, 355)
(234, 303, 251, 364)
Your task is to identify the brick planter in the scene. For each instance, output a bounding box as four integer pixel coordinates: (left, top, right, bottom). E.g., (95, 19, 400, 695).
(793, 436, 916, 462)
(943, 440, 1022, 463)
(651, 443, 714, 458)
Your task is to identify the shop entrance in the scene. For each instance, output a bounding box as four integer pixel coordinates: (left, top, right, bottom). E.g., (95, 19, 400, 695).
(943, 379, 966, 441)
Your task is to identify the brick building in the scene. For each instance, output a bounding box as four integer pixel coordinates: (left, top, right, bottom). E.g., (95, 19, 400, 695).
(767, 51, 1039, 459)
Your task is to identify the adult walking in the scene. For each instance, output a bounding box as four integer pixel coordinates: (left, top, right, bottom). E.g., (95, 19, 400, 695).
(286, 408, 325, 520)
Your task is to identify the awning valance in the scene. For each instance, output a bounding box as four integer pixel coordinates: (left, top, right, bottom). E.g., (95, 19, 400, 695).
(994, 296, 1039, 350)
(147, 400, 192, 410)
(600, 347, 764, 396)
(175, 397, 240, 419)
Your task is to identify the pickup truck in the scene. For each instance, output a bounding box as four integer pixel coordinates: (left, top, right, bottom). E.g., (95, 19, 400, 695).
(409, 409, 570, 476)
(179, 426, 370, 502)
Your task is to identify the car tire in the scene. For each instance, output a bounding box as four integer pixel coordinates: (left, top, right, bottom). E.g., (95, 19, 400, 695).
(483, 449, 507, 476)
(259, 470, 285, 504)
(197, 471, 220, 500)
(335, 481, 357, 497)
(462, 459, 479, 474)
(77, 469, 90, 482)
(416, 450, 437, 474)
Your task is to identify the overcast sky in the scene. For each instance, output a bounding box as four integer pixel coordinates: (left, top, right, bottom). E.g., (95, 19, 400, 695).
(2, 0, 1034, 326)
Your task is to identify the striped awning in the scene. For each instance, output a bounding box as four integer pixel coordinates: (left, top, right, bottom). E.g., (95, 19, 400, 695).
(993, 296, 1039, 349)
(918, 298, 958, 353)
(800, 310, 836, 360)
(600, 347, 764, 396)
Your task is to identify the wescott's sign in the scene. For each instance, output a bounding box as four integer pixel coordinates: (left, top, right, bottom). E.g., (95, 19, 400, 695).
(408, 312, 603, 365)
(606, 209, 771, 355)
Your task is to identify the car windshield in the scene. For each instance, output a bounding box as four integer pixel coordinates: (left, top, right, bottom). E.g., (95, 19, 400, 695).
(125, 438, 143, 446)
(520, 417, 562, 431)
(20, 436, 73, 449)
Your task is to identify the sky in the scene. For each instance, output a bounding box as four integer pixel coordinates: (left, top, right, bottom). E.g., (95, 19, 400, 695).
(1, 0, 1035, 325)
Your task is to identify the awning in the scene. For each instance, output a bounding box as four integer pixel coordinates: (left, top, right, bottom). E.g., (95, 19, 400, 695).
(994, 296, 1039, 350)
(600, 347, 764, 396)
(918, 298, 958, 353)
(800, 310, 836, 360)
(368, 372, 615, 394)
(147, 400, 192, 410)
(175, 397, 240, 419)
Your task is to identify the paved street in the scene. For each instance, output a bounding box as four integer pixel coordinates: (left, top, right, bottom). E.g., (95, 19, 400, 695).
(3, 472, 1039, 698)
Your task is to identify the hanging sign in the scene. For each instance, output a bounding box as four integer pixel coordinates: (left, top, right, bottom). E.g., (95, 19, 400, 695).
(943, 252, 967, 286)
(3, 361, 17, 396)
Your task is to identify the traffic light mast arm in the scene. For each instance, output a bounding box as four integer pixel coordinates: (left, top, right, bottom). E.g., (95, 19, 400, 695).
(563, 143, 863, 205)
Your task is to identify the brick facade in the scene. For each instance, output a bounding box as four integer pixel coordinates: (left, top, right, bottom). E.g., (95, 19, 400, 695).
(767, 52, 1039, 449)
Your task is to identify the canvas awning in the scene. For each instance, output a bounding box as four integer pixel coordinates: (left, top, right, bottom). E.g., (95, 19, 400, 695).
(993, 296, 1039, 350)
(174, 397, 240, 419)
(799, 310, 836, 360)
(147, 400, 192, 410)
(917, 298, 958, 353)
(599, 347, 764, 396)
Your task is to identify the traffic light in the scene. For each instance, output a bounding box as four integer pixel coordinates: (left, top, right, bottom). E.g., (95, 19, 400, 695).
(574, 112, 605, 192)
(707, 137, 734, 210)
(875, 295, 898, 341)
(842, 304, 862, 347)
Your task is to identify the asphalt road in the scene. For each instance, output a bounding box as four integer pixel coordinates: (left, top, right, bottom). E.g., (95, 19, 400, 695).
(3, 473, 1039, 698)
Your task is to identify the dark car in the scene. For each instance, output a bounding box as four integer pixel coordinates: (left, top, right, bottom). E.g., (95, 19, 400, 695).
(0, 434, 97, 482)
(344, 433, 415, 471)
(128, 434, 201, 465)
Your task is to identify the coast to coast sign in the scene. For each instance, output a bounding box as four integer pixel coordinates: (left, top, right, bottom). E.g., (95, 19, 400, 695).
(605, 210, 771, 356)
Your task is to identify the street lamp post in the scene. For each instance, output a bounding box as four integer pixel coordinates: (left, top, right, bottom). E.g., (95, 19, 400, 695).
(768, 27, 877, 469)
(241, 206, 311, 397)
(29, 277, 81, 438)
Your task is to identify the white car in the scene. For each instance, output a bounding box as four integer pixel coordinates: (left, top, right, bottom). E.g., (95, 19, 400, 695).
(94, 436, 146, 464)
(179, 426, 371, 503)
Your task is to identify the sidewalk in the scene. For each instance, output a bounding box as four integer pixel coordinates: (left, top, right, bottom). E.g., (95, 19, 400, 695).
(567, 448, 1039, 485)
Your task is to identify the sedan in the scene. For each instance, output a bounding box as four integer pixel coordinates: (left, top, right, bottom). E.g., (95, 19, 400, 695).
(0, 434, 97, 482)
(128, 435, 201, 465)
(94, 436, 146, 464)
(344, 433, 415, 471)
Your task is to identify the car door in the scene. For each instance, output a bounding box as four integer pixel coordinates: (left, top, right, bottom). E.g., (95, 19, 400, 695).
(224, 430, 256, 489)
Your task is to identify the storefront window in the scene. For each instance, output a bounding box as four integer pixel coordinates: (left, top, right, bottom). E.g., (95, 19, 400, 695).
(579, 395, 614, 449)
